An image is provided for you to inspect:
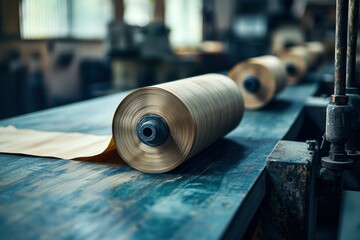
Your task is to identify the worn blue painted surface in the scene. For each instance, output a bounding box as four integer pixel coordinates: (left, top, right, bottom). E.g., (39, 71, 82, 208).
(0, 83, 318, 240)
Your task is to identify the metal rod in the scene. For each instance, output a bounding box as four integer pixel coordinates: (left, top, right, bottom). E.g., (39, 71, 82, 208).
(335, 0, 349, 96)
(346, 0, 359, 89)
(154, 0, 165, 22)
(114, 0, 124, 22)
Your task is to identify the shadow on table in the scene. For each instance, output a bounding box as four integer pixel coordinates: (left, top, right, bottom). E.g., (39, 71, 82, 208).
(172, 138, 245, 176)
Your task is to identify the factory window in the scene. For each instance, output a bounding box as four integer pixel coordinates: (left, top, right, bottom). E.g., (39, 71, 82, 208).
(20, 0, 69, 39)
(165, 0, 202, 47)
(20, 0, 113, 39)
(123, 0, 203, 46)
(71, 0, 113, 39)
(20, 0, 201, 45)
(124, 0, 154, 27)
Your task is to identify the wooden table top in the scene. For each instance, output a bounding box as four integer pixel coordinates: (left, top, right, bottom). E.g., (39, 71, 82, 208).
(0, 81, 318, 240)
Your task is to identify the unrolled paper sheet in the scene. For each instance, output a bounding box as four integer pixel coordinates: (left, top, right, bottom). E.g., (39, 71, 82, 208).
(0, 125, 122, 164)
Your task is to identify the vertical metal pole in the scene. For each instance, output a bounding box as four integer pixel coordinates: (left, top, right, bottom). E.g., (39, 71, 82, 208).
(321, 0, 353, 171)
(346, 0, 359, 89)
(344, 0, 360, 163)
(334, 0, 349, 97)
(114, 0, 124, 22)
(154, 0, 165, 23)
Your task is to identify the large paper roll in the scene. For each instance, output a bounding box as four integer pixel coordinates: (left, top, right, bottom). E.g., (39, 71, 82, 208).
(0, 74, 245, 173)
(278, 46, 311, 85)
(112, 74, 244, 173)
(228, 55, 287, 110)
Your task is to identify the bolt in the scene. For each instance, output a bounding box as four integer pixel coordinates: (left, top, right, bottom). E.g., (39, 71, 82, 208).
(306, 140, 318, 151)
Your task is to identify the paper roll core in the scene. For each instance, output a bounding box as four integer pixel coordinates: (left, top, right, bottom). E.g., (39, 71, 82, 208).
(136, 114, 169, 147)
(285, 63, 298, 76)
(243, 76, 261, 93)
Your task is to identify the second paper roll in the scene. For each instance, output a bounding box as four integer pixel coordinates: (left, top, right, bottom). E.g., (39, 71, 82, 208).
(228, 55, 287, 109)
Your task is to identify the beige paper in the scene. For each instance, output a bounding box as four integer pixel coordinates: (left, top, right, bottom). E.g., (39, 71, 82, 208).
(0, 125, 123, 164)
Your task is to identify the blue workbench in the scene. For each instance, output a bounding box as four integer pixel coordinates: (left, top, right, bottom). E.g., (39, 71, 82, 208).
(0, 82, 318, 240)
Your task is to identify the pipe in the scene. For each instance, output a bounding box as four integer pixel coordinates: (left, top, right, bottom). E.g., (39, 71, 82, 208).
(321, 0, 353, 171)
(113, 0, 124, 22)
(154, 0, 166, 23)
(346, 0, 359, 89)
(345, 0, 360, 158)
(334, 0, 349, 96)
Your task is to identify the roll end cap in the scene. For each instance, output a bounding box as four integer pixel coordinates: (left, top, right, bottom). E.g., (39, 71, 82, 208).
(136, 114, 169, 147)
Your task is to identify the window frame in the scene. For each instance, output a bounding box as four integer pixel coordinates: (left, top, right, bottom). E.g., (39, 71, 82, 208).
(19, 0, 113, 41)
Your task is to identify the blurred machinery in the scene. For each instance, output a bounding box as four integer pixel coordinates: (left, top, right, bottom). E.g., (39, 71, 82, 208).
(255, 0, 360, 239)
(0, 0, 339, 117)
(106, 0, 231, 94)
(106, 0, 183, 92)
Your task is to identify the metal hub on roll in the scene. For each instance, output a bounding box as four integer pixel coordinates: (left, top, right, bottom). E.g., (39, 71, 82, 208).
(285, 63, 298, 76)
(243, 76, 260, 93)
(136, 114, 169, 147)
